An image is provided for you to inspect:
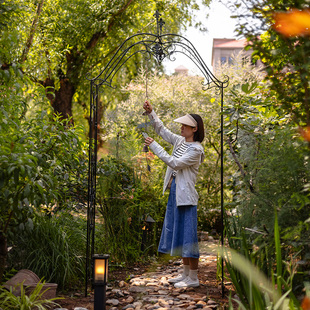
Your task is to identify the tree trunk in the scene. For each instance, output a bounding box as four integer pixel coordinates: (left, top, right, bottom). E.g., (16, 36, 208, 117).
(53, 79, 75, 123)
(40, 0, 136, 126)
(0, 232, 7, 283)
(88, 99, 106, 149)
(43, 73, 75, 124)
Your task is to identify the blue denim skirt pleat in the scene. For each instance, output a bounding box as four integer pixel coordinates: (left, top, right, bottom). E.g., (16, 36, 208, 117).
(158, 178, 199, 258)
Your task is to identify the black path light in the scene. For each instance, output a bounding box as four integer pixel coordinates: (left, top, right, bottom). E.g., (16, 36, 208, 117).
(85, 10, 229, 297)
(93, 254, 109, 310)
(141, 214, 156, 252)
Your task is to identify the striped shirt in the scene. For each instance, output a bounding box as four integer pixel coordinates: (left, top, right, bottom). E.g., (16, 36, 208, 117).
(172, 142, 189, 176)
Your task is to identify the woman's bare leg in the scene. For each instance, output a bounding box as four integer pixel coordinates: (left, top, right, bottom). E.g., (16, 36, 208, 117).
(189, 257, 198, 270)
(183, 257, 189, 265)
(182, 257, 198, 269)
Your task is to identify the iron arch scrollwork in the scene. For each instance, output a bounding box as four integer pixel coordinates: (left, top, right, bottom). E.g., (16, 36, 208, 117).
(85, 10, 229, 296)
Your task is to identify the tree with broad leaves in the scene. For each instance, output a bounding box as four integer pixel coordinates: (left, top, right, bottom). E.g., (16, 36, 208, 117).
(222, 0, 310, 126)
(0, 0, 211, 127)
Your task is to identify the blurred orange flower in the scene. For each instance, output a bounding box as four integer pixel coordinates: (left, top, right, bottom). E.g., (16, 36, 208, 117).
(301, 296, 310, 310)
(147, 151, 155, 159)
(273, 9, 310, 36)
(299, 126, 310, 142)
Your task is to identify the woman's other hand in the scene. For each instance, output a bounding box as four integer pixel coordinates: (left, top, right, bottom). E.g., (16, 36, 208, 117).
(144, 137, 154, 146)
(143, 100, 152, 114)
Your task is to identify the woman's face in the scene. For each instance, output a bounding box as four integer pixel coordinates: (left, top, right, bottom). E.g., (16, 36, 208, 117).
(181, 124, 197, 141)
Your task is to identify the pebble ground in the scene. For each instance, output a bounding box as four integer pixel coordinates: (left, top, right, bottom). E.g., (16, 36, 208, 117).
(55, 239, 231, 310)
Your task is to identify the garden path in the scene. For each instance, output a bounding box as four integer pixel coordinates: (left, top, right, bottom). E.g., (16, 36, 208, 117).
(56, 239, 234, 310)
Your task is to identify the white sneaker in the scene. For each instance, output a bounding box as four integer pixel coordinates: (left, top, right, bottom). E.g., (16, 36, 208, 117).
(168, 273, 187, 283)
(174, 276, 199, 288)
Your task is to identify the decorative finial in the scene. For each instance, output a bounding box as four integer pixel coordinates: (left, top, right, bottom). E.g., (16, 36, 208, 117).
(153, 10, 161, 20)
(154, 11, 162, 36)
(158, 18, 165, 36)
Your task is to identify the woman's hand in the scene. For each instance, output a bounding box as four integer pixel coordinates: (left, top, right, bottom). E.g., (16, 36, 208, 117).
(144, 137, 154, 146)
(143, 100, 152, 114)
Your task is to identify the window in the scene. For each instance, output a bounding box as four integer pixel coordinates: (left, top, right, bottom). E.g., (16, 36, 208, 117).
(221, 56, 227, 64)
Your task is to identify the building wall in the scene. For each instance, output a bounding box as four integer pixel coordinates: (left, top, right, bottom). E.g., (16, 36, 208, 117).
(211, 38, 262, 70)
(213, 48, 244, 67)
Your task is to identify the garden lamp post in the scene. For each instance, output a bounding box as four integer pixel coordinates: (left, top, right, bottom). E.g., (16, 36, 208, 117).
(93, 254, 109, 310)
(141, 215, 155, 251)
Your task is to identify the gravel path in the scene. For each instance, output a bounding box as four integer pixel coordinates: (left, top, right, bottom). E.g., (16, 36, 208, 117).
(56, 240, 232, 310)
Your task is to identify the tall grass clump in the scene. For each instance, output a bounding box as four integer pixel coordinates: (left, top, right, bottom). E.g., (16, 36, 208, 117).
(224, 210, 303, 309)
(8, 213, 86, 290)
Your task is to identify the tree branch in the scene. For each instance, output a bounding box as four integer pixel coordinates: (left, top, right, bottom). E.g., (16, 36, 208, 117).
(19, 0, 45, 64)
(208, 137, 220, 155)
(3, 211, 14, 234)
(85, 0, 135, 51)
(228, 137, 256, 193)
(227, 138, 246, 178)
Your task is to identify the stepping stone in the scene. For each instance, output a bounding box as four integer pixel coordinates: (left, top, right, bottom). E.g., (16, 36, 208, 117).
(158, 298, 170, 307)
(125, 296, 134, 303)
(157, 290, 169, 295)
(178, 294, 192, 300)
(106, 299, 120, 306)
(129, 286, 149, 293)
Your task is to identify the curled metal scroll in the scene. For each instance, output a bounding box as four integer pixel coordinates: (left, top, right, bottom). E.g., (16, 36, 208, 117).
(85, 10, 229, 297)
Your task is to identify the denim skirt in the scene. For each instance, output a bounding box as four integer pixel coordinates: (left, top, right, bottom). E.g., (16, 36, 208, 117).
(158, 178, 199, 258)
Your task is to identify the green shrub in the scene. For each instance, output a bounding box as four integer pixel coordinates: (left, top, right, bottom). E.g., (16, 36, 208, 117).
(198, 208, 222, 233)
(96, 156, 165, 263)
(0, 68, 88, 283)
(227, 126, 310, 271)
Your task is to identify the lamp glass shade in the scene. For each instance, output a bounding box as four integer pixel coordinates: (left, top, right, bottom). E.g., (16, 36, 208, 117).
(94, 254, 109, 283)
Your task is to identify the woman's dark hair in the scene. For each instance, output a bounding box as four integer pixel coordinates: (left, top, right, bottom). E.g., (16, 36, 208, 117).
(190, 114, 205, 143)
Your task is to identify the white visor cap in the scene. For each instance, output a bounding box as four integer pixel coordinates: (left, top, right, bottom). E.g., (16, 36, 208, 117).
(174, 114, 197, 127)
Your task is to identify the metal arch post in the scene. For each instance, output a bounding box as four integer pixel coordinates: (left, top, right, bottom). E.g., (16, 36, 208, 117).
(85, 81, 100, 296)
(85, 81, 93, 297)
(85, 10, 229, 297)
(221, 85, 225, 297)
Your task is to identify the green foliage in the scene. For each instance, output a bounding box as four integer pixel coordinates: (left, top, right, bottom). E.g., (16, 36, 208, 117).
(224, 212, 301, 309)
(0, 55, 88, 284)
(230, 127, 310, 228)
(214, 53, 310, 273)
(0, 281, 60, 310)
(1, 268, 18, 285)
(226, 0, 310, 125)
(0, 55, 88, 238)
(224, 76, 310, 264)
(96, 156, 164, 263)
(0, 1, 26, 70)
(0, 0, 211, 125)
(0, 104, 87, 236)
(210, 51, 310, 304)
(8, 214, 86, 290)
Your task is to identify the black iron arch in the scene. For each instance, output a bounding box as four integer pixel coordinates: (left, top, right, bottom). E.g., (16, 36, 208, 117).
(86, 33, 228, 89)
(85, 10, 229, 296)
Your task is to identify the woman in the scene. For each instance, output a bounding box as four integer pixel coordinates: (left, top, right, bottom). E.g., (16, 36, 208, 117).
(143, 100, 205, 288)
